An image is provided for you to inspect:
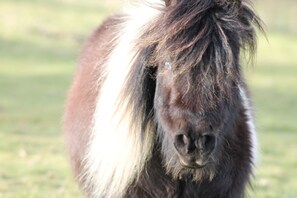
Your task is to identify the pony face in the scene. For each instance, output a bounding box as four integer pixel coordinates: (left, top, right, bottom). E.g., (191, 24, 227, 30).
(145, 0, 261, 181)
(154, 63, 239, 181)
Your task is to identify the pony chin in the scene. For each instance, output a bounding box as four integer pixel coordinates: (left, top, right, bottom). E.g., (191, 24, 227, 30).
(164, 155, 217, 182)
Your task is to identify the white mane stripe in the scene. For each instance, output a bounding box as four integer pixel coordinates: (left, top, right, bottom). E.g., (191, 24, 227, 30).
(239, 85, 258, 168)
(83, 3, 162, 198)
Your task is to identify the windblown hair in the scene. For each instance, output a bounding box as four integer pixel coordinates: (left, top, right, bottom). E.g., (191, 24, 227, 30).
(141, 0, 262, 99)
(64, 0, 263, 197)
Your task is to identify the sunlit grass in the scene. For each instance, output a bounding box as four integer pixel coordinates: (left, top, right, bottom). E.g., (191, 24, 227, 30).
(0, 0, 117, 197)
(246, 32, 297, 197)
(0, 0, 296, 197)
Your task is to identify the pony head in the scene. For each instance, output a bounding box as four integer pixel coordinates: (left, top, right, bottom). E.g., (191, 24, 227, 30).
(138, 0, 262, 181)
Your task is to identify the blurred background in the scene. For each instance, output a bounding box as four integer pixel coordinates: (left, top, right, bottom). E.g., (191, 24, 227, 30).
(0, 0, 296, 197)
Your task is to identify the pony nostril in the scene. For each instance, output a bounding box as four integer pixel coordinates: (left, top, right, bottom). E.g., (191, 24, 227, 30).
(196, 134, 216, 154)
(203, 135, 213, 147)
(175, 133, 216, 155)
(174, 134, 188, 148)
(174, 134, 196, 154)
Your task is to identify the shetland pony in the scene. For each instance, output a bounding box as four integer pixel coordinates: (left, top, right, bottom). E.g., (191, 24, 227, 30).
(64, 0, 262, 197)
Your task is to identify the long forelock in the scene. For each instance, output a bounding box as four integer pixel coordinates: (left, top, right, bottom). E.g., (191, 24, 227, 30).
(142, 0, 262, 86)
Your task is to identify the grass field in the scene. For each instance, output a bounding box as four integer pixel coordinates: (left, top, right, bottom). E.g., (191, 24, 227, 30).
(0, 0, 296, 197)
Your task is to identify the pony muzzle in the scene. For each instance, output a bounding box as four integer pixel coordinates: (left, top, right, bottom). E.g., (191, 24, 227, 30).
(174, 133, 216, 169)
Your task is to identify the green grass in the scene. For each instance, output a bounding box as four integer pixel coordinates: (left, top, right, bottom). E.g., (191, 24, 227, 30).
(0, 0, 296, 197)
(0, 0, 117, 197)
(246, 31, 297, 197)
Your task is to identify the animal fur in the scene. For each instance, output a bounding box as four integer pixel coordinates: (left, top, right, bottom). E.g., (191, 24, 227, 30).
(64, 0, 262, 197)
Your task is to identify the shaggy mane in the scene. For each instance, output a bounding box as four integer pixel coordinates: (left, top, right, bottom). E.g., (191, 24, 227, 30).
(140, 0, 263, 85)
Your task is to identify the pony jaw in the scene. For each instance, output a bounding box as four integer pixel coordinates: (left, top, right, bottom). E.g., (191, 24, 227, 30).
(164, 154, 217, 182)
